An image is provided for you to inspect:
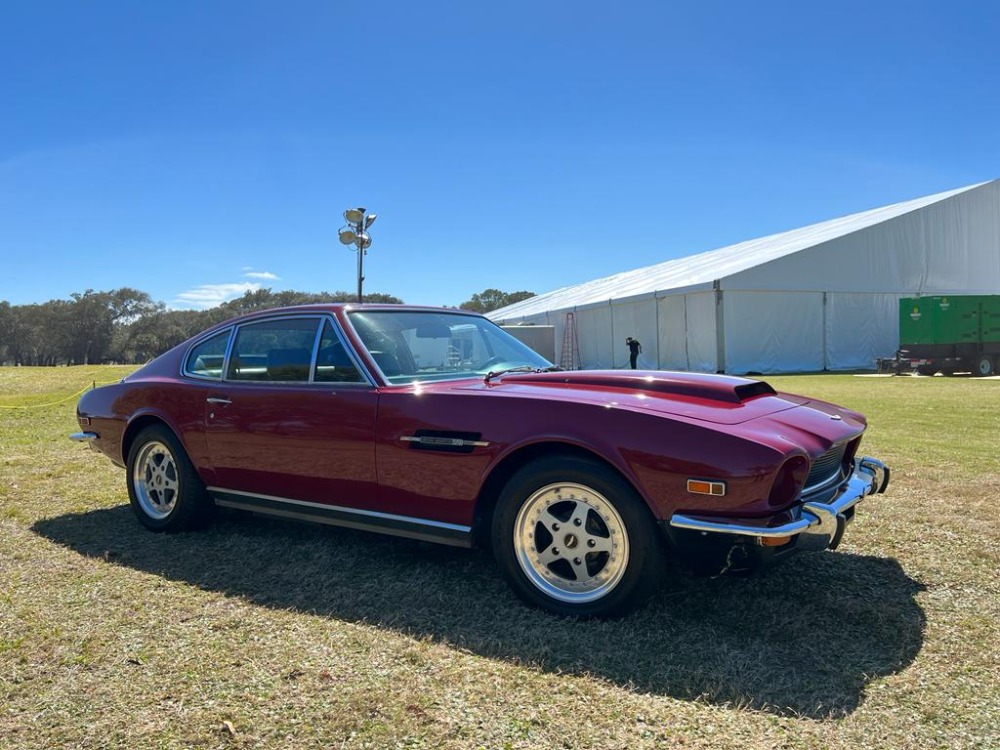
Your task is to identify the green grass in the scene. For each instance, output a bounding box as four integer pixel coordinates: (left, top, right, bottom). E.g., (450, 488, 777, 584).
(1, 367, 998, 749)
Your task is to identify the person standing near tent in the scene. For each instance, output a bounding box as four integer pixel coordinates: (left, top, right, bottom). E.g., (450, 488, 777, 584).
(626, 336, 642, 369)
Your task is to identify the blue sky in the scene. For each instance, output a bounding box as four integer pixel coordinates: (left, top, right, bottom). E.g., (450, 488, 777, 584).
(2, 1, 998, 309)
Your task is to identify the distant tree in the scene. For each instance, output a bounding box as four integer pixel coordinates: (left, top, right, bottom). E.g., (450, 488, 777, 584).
(0, 287, 406, 365)
(10, 303, 63, 365)
(67, 291, 113, 364)
(0, 302, 12, 363)
(215, 288, 403, 319)
(459, 288, 535, 314)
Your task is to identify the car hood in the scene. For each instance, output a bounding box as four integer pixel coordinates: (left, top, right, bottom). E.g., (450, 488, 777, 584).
(462, 370, 815, 426)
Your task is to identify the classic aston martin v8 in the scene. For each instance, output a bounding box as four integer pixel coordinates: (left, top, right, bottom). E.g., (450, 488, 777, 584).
(73, 304, 889, 617)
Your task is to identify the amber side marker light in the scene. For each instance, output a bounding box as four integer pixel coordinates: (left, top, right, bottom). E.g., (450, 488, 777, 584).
(687, 479, 726, 496)
(760, 535, 793, 547)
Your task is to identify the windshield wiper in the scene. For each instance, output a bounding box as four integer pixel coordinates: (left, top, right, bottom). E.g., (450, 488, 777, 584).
(484, 365, 562, 384)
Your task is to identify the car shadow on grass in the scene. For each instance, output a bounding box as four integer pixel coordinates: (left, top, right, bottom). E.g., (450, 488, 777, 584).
(33, 504, 926, 719)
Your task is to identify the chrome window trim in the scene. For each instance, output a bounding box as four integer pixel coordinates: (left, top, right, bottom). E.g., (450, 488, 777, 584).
(178, 313, 377, 388)
(313, 316, 376, 387)
(308, 316, 325, 382)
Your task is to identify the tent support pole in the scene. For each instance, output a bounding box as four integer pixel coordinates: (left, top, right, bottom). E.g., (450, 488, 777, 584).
(714, 281, 725, 374)
(822, 292, 829, 371)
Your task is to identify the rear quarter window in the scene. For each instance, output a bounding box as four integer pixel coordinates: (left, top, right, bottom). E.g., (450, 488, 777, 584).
(184, 330, 231, 379)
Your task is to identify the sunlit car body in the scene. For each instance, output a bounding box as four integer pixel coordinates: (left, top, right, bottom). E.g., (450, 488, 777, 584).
(72, 304, 889, 617)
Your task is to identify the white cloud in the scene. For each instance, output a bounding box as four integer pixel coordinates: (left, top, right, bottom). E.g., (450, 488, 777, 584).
(244, 270, 280, 280)
(173, 282, 262, 310)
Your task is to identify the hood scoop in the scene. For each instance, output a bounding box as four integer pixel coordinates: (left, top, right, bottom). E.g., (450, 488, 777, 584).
(498, 370, 776, 404)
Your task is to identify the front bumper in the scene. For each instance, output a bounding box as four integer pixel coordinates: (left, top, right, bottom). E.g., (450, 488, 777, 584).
(668, 457, 890, 552)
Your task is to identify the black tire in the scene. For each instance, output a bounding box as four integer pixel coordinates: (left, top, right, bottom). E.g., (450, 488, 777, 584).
(492, 455, 666, 618)
(976, 355, 995, 377)
(126, 425, 215, 532)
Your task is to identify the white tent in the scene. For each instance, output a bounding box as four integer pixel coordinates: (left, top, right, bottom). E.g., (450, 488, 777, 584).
(488, 180, 1000, 373)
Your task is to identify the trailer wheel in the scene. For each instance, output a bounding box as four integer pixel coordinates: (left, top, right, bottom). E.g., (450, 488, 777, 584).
(977, 355, 995, 377)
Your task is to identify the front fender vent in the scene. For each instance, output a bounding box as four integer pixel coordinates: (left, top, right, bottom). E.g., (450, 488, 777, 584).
(400, 430, 489, 454)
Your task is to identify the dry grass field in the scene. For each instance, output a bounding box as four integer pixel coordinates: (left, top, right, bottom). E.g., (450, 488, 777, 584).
(1, 367, 998, 749)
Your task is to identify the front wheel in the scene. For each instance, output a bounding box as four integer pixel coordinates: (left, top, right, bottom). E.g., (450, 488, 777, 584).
(126, 425, 215, 532)
(492, 456, 666, 617)
(976, 355, 995, 377)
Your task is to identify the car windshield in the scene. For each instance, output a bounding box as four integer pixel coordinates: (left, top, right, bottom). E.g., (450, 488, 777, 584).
(347, 310, 553, 384)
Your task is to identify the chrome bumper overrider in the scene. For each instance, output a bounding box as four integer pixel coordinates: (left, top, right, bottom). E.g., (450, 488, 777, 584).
(669, 457, 890, 552)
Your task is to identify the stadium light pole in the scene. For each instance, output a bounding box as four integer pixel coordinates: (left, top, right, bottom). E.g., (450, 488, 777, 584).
(338, 207, 377, 303)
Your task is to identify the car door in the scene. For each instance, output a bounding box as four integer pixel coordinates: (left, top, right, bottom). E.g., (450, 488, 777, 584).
(203, 315, 379, 507)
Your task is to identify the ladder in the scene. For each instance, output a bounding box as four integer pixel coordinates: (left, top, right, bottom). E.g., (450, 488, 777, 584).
(559, 312, 580, 370)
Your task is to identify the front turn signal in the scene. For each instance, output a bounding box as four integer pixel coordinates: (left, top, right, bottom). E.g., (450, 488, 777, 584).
(687, 479, 726, 496)
(760, 535, 793, 547)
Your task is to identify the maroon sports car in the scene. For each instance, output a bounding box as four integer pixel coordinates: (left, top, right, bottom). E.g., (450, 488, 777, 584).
(73, 304, 889, 617)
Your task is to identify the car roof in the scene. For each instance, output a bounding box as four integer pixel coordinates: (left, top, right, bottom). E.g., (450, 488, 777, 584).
(200, 303, 486, 334)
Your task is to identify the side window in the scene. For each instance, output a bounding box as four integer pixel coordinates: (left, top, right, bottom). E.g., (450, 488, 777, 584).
(227, 318, 320, 383)
(185, 330, 231, 379)
(315, 321, 365, 383)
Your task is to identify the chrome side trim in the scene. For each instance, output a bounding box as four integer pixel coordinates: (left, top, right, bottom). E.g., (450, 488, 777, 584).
(207, 487, 473, 547)
(669, 456, 890, 549)
(399, 436, 490, 448)
(69, 432, 98, 442)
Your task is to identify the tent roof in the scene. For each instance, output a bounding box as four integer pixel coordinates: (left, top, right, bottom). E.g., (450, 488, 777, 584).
(489, 181, 992, 321)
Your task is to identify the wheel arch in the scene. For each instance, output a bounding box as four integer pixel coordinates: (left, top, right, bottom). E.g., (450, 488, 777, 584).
(472, 441, 652, 550)
(121, 413, 178, 465)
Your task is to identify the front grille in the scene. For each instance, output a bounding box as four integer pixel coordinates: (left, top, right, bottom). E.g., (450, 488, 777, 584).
(805, 443, 848, 492)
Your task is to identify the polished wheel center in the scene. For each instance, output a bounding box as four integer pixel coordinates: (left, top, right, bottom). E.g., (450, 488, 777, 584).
(564, 533, 579, 549)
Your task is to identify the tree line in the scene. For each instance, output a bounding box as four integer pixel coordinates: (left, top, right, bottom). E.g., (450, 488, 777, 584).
(0, 288, 401, 366)
(0, 286, 534, 366)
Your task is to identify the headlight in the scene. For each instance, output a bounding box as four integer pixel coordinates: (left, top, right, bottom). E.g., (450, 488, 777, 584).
(769, 455, 809, 508)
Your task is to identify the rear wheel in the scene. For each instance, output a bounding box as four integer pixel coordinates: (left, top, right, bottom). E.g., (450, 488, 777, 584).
(492, 456, 666, 617)
(126, 425, 214, 532)
(976, 355, 995, 377)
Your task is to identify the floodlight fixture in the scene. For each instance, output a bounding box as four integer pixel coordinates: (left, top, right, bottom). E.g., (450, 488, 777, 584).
(338, 205, 377, 303)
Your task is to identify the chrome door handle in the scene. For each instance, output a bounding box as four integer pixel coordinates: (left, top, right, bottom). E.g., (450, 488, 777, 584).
(206, 397, 232, 405)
